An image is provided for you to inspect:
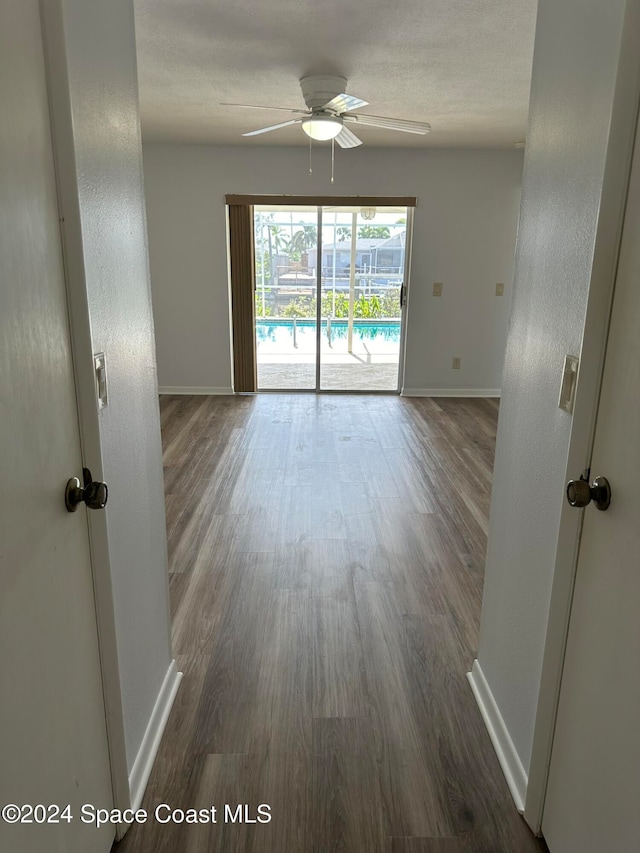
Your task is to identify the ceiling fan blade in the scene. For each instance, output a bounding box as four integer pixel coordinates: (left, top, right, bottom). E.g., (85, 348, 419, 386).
(335, 126, 363, 149)
(242, 119, 301, 137)
(321, 93, 369, 113)
(344, 114, 431, 134)
(221, 103, 309, 115)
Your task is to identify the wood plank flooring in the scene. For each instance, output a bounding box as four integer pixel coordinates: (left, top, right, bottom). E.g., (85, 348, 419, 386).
(113, 394, 547, 853)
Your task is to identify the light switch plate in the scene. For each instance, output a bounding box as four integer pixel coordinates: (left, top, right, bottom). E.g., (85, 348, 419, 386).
(94, 352, 108, 410)
(433, 282, 443, 297)
(558, 355, 578, 414)
(495, 282, 504, 296)
(452, 357, 461, 369)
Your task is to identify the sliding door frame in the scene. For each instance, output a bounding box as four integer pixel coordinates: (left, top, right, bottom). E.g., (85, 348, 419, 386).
(226, 195, 417, 207)
(395, 206, 414, 395)
(226, 195, 417, 394)
(315, 206, 323, 391)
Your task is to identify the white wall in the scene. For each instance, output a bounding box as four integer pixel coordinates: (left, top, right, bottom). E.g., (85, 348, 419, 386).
(142, 144, 523, 394)
(45, 0, 176, 791)
(474, 0, 636, 797)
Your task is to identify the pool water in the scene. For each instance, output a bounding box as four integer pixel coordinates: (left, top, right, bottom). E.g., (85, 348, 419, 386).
(256, 320, 401, 348)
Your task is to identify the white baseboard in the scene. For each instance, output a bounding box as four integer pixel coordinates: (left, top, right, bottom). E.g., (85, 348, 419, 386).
(118, 660, 182, 838)
(467, 660, 527, 813)
(401, 388, 501, 398)
(159, 386, 500, 399)
(158, 386, 233, 395)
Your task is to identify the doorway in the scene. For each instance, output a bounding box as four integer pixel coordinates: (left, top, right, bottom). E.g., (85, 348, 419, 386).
(253, 203, 412, 392)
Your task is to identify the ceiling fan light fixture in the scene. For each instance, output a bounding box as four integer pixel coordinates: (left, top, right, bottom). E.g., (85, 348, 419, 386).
(301, 115, 343, 141)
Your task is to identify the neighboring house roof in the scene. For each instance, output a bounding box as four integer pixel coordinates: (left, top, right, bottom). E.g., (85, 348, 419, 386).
(322, 232, 406, 252)
(376, 232, 406, 249)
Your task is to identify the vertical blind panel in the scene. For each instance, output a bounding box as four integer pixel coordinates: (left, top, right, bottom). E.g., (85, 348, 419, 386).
(228, 204, 257, 392)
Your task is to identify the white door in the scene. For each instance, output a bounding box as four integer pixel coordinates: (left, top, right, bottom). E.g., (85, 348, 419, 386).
(0, 3, 114, 852)
(541, 111, 640, 849)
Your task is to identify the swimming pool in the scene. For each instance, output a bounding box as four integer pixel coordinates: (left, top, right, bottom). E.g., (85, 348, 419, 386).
(256, 319, 401, 347)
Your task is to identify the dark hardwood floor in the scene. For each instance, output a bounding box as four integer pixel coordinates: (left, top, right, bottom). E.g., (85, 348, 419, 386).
(114, 394, 547, 853)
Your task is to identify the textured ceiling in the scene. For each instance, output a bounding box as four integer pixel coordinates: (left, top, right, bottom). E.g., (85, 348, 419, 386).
(134, 0, 537, 148)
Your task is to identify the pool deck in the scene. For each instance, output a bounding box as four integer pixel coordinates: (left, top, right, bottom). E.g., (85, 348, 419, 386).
(257, 356, 399, 391)
(256, 320, 401, 391)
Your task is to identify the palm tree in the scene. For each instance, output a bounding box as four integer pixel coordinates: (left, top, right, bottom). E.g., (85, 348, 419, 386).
(300, 223, 318, 247)
(267, 224, 289, 278)
(269, 224, 289, 253)
(289, 223, 317, 266)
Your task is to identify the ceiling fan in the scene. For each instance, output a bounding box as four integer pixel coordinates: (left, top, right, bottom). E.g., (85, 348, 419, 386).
(222, 75, 431, 147)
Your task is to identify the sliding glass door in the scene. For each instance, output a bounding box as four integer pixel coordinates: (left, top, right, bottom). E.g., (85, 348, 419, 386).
(319, 207, 407, 391)
(253, 203, 409, 392)
(254, 205, 318, 390)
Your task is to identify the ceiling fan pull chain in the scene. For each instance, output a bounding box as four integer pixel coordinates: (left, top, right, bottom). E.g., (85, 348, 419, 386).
(309, 134, 313, 175)
(331, 138, 335, 184)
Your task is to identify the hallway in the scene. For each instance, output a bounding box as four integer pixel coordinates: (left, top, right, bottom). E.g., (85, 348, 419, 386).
(114, 394, 546, 852)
